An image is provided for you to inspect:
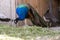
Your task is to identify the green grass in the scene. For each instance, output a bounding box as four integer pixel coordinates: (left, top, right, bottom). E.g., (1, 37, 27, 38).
(0, 24, 60, 39)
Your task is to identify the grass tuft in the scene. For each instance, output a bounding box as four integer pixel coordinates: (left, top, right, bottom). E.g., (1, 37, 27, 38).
(0, 24, 60, 38)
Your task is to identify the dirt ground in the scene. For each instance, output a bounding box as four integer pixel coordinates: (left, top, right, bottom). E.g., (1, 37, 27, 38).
(49, 27, 60, 32)
(0, 34, 60, 40)
(0, 34, 23, 40)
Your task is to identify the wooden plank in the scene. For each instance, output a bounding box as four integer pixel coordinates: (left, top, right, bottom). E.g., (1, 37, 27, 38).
(39, 0, 49, 17)
(10, 0, 16, 19)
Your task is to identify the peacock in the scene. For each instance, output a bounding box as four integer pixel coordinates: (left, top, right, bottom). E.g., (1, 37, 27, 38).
(14, 4, 49, 27)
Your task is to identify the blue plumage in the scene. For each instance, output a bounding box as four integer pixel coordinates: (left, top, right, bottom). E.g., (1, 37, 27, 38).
(16, 4, 29, 20)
